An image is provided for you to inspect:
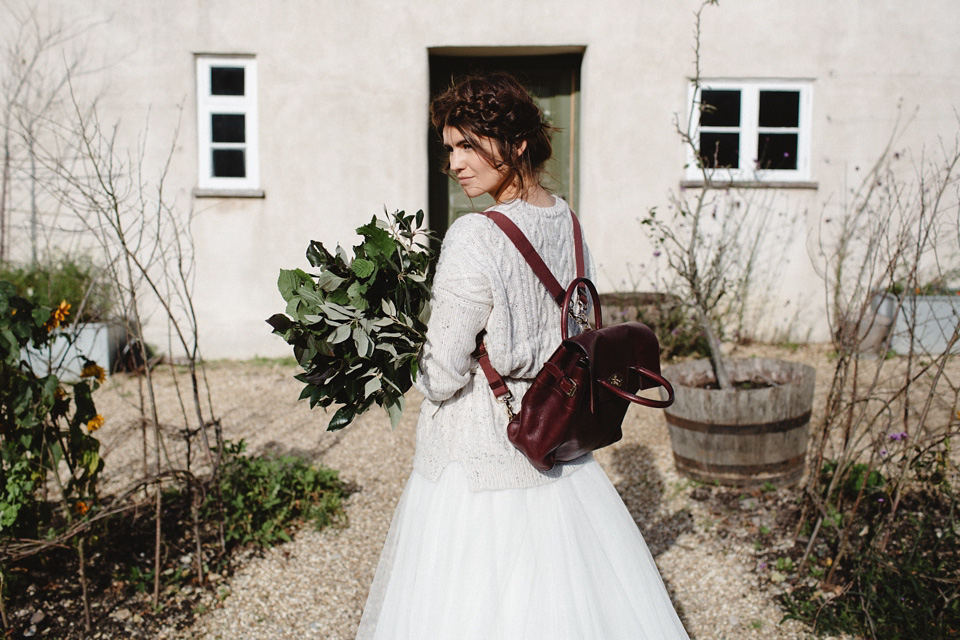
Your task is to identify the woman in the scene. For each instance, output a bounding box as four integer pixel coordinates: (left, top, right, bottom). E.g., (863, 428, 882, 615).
(357, 72, 689, 640)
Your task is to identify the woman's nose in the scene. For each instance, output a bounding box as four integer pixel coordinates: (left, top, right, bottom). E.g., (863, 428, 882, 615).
(449, 149, 464, 172)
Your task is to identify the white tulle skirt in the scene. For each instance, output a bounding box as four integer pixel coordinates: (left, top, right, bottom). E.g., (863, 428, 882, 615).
(356, 460, 689, 640)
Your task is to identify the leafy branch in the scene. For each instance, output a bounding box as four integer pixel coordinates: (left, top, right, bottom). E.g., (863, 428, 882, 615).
(268, 209, 436, 430)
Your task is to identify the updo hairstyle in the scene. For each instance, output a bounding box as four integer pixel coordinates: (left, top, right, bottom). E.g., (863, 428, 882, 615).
(430, 72, 554, 195)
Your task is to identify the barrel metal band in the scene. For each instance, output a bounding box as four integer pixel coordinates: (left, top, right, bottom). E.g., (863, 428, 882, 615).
(673, 451, 807, 475)
(664, 410, 811, 436)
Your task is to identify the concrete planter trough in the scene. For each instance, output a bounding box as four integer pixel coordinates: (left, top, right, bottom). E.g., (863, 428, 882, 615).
(22, 321, 126, 381)
(886, 294, 960, 355)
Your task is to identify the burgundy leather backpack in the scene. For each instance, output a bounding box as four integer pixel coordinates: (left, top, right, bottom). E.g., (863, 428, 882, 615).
(475, 210, 675, 471)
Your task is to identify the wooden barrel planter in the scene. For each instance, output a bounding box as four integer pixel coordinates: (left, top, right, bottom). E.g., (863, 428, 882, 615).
(661, 358, 815, 488)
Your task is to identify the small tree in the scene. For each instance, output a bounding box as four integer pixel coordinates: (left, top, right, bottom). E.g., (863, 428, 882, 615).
(642, 0, 800, 388)
(0, 0, 104, 264)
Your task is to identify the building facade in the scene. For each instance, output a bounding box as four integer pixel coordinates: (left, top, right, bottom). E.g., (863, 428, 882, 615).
(5, 0, 960, 358)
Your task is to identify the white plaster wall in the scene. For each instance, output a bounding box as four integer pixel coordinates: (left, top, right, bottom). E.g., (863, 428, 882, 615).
(19, 0, 960, 357)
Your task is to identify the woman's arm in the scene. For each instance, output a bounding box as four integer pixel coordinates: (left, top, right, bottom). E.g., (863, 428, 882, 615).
(414, 218, 493, 402)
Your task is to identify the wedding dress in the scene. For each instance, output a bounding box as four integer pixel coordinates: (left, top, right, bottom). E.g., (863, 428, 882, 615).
(356, 198, 689, 639)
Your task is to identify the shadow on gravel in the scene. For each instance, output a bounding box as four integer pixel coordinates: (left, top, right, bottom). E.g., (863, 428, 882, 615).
(609, 443, 697, 637)
(260, 432, 347, 462)
(609, 443, 694, 557)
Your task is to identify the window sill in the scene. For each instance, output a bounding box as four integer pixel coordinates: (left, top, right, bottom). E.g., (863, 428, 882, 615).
(680, 180, 818, 190)
(193, 188, 265, 199)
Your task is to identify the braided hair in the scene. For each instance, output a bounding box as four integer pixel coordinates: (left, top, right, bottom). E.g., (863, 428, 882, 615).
(430, 72, 554, 197)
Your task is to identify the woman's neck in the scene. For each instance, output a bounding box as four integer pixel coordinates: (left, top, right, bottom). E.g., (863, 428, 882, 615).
(495, 181, 554, 207)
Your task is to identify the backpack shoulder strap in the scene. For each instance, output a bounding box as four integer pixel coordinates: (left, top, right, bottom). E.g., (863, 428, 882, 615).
(482, 210, 585, 306)
(476, 208, 589, 409)
(571, 211, 585, 279)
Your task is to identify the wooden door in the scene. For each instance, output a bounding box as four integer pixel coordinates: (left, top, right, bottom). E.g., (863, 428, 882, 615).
(428, 53, 582, 241)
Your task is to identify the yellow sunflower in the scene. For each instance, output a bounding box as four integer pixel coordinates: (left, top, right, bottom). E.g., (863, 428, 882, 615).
(45, 300, 71, 331)
(86, 414, 105, 432)
(81, 362, 107, 383)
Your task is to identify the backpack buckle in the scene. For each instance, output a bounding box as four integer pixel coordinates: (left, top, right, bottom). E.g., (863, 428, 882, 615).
(497, 391, 517, 420)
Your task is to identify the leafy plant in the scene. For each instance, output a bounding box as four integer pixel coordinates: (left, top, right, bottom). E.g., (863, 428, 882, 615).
(602, 291, 710, 360)
(0, 280, 104, 539)
(268, 209, 436, 430)
(784, 449, 959, 638)
(0, 255, 115, 323)
(124, 565, 156, 594)
(203, 440, 345, 549)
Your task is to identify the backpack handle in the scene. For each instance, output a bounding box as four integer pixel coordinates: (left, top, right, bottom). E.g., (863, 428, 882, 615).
(599, 366, 676, 408)
(560, 277, 602, 340)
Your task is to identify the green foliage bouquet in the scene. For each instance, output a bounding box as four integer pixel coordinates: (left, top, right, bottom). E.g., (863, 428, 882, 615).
(268, 210, 436, 430)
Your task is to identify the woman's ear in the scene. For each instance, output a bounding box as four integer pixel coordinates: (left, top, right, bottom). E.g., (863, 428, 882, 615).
(516, 140, 528, 156)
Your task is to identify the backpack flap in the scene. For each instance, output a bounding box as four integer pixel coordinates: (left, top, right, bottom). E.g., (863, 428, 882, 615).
(565, 322, 664, 414)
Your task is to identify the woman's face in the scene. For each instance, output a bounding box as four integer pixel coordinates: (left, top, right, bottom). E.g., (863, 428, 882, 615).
(442, 126, 512, 201)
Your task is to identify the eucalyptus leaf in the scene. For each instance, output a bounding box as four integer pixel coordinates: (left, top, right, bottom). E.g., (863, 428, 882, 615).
(297, 285, 323, 306)
(319, 303, 355, 321)
(353, 327, 371, 357)
(329, 324, 352, 344)
(382, 376, 402, 393)
(315, 270, 347, 292)
(385, 395, 406, 430)
(306, 240, 335, 267)
(376, 343, 398, 357)
(364, 377, 382, 398)
(418, 301, 432, 325)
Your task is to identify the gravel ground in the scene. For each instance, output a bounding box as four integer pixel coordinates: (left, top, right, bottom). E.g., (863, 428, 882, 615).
(89, 345, 852, 640)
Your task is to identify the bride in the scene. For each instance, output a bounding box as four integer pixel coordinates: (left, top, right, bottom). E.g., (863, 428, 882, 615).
(356, 71, 689, 640)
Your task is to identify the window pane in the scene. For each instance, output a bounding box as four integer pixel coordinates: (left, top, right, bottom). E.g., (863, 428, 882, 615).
(211, 67, 244, 96)
(759, 91, 799, 127)
(212, 149, 246, 177)
(700, 90, 740, 127)
(699, 132, 740, 168)
(757, 133, 798, 170)
(212, 114, 245, 143)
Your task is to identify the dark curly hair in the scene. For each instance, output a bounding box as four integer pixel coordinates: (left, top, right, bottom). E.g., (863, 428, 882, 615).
(430, 72, 554, 196)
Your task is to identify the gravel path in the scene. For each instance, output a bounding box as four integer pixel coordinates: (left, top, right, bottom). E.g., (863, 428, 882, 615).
(90, 346, 850, 640)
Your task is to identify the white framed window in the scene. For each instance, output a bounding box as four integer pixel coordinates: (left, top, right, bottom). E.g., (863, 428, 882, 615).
(196, 56, 260, 193)
(685, 79, 813, 184)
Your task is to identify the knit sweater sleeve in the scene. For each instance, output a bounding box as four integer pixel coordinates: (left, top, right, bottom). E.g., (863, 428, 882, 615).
(414, 217, 493, 402)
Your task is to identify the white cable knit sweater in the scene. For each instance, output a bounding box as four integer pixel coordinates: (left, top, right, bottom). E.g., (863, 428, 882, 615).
(412, 195, 597, 491)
